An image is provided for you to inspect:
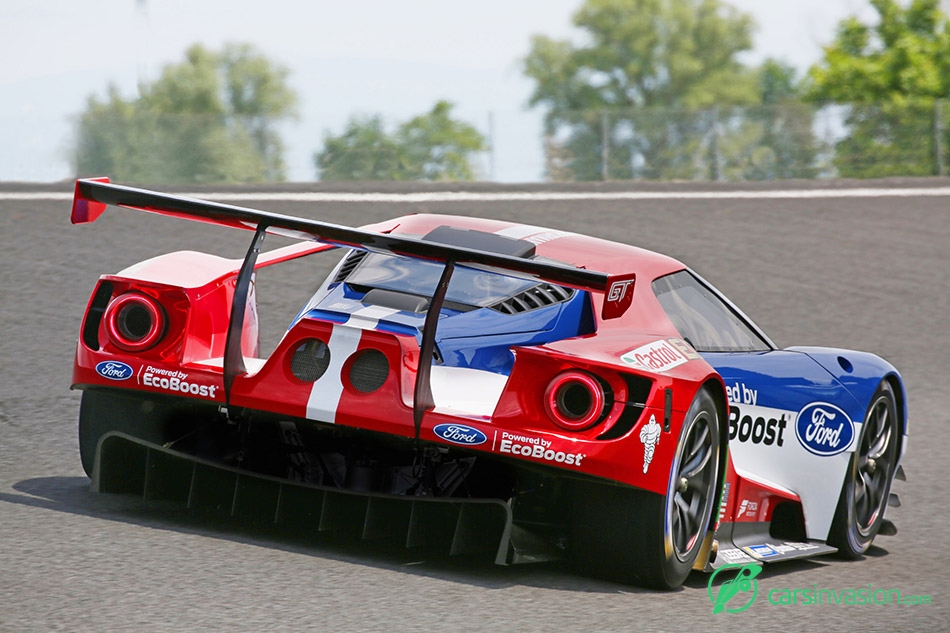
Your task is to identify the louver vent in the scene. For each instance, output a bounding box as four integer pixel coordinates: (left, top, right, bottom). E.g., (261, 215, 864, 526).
(333, 250, 368, 283)
(490, 284, 575, 314)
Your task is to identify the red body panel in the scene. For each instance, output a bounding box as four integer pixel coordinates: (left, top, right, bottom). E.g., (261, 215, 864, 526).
(73, 211, 726, 496)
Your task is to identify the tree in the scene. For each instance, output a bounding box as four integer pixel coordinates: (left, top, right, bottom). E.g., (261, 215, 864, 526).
(523, 0, 760, 180)
(716, 60, 825, 181)
(315, 101, 486, 181)
(315, 115, 404, 181)
(806, 0, 950, 177)
(74, 43, 297, 184)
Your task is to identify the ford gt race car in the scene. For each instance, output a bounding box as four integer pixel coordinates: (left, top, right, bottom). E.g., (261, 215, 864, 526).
(70, 179, 907, 589)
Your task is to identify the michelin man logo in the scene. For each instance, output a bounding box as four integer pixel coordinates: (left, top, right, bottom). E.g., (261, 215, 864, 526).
(640, 414, 661, 473)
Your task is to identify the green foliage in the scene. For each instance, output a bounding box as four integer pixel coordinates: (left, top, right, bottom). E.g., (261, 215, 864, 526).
(315, 115, 404, 181)
(724, 60, 825, 181)
(828, 101, 948, 177)
(524, 0, 782, 181)
(315, 101, 486, 181)
(74, 43, 297, 184)
(806, 0, 950, 177)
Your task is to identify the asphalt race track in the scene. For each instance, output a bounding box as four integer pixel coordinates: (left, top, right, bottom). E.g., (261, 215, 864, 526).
(1, 179, 948, 632)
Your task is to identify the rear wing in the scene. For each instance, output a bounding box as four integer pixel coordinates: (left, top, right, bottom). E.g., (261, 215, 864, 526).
(72, 178, 636, 435)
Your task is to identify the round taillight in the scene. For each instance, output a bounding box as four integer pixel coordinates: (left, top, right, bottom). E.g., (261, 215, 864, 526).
(545, 371, 606, 431)
(103, 293, 166, 352)
(290, 339, 331, 382)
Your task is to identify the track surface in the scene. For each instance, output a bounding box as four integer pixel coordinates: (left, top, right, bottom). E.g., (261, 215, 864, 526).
(1, 179, 948, 632)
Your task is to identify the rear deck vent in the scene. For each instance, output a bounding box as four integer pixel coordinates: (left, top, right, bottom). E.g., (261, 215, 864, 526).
(490, 284, 575, 315)
(333, 250, 368, 283)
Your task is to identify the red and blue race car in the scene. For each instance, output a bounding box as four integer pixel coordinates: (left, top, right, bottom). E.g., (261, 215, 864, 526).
(71, 179, 907, 589)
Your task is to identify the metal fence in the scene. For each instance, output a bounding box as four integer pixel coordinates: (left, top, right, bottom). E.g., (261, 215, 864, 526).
(4, 101, 949, 184)
(541, 101, 950, 182)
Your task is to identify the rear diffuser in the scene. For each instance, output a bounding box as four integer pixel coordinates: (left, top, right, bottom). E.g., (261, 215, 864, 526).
(92, 432, 516, 564)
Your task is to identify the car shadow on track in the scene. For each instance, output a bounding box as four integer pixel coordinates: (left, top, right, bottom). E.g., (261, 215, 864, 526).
(4, 475, 655, 595)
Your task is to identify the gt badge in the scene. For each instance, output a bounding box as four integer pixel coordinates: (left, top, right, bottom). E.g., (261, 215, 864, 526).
(602, 273, 636, 320)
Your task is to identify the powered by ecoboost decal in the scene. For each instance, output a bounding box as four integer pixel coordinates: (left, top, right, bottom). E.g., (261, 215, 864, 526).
(141, 365, 218, 399)
(433, 423, 488, 446)
(796, 402, 854, 456)
(497, 431, 585, 467)
(95, 360, 134, 381)
(726, 383, 789, 447)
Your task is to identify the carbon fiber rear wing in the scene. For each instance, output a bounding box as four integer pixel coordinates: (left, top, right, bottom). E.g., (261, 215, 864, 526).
(72, 178, 636, 435)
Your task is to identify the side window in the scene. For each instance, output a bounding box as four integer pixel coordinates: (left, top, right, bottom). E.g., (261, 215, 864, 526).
(652, 271, 771, 353)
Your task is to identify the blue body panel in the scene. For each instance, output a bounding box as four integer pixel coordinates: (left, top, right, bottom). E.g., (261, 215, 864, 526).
(705, 349, 863, 422)
(704, 346, 907, 450)
(788, 346, 907, 433)
(300, 282, 594, 375)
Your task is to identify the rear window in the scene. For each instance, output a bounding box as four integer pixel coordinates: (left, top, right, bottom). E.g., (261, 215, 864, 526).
(347, 252, 539, 308)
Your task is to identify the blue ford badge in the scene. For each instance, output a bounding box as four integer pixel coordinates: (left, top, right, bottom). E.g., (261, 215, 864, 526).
(795, 402, 854, 456)
(95, 360, 135, 381)
(433, 423, 488, 446)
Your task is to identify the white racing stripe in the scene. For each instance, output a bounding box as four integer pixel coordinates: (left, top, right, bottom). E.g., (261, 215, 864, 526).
(429, 366, 509, 418)
(304, 306, 399, 423)
(305, 324, 362, 424)
(345, 305, 400, 330)
(8, 186, 950, 203)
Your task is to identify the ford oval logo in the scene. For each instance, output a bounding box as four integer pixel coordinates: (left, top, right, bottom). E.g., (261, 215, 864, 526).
(95, 360, 134, 381)
(795, 402, 854, 456)
(433, 423, 487, 446)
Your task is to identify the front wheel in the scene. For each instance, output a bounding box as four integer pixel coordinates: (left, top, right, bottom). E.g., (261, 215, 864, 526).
(828, 381, 900, 557)
(571, 387, 722, 589)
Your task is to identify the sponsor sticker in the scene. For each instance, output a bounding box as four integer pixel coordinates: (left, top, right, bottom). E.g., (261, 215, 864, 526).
(783, 541, 820, 551)
(620, 339, 690, 373)
(718, 481, 731, 522)
(496, 431, 585, 467)
(796, 402, 854, 456)
(433, 423, 488, 446)
(736, 499, 759, 519)
(717, 548, 757, 564)
(141, 365, 219, 399)
(743, 544, 780, 559)
(728, 405, 789, 447)
(639, 414, 661, 473)
(668, 337, 701, 360)
(95, 360, 134, 381)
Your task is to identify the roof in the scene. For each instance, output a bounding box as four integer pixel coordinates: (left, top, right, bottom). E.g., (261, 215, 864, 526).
(378, 213, 686, 283)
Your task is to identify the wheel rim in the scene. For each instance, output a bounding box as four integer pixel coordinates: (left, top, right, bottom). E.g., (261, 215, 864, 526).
(852, 394, 895, 537)
(667, 409, 718, 561)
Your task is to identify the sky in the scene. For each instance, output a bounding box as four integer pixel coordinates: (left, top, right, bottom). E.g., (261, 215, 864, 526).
(1, 0, 881, 182)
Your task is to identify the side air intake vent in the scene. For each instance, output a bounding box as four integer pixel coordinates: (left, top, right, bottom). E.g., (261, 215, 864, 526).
(490, 283, 575, 315)
(333, 250, 368, 283)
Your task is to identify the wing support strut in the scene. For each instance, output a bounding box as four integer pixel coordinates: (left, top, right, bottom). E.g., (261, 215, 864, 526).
(413, 259, 455, 438)
(224, 226, 266, 404)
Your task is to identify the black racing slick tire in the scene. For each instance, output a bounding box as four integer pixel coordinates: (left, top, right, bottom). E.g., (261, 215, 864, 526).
(78, 390, 193, 477)
(828, 381, 900, 558)
(570, 388, 723, 589)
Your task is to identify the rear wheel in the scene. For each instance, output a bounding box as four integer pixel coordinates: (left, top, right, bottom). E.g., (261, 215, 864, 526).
(571, 388, 722, 589)
(828, 381, 900, 557)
